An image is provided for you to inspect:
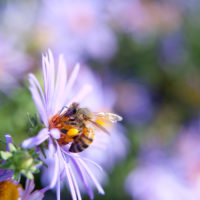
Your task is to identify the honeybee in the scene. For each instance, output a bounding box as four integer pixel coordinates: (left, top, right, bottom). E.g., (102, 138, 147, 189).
(58, 102, 123, 153)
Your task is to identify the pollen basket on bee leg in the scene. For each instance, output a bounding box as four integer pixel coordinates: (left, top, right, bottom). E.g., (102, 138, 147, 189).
(49, 113, 79, 146)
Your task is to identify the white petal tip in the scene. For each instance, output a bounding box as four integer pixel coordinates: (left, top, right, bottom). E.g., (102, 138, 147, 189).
(50, 129, 60, 139)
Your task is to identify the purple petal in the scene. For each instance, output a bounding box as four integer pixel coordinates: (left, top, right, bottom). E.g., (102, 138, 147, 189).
(50, 129, 60, 139)
(42, 52, 54, 117)
(57, 144, 77, 200)
(29, 85, 48, 127)
(68, 164, 82, 200)
(71, 157, 94, 200)
(28, 73, 45, 107)
(0, 169, 13, 182)
(26, 191, 44, 200)
(43, 55, 51, 115)
(78, 159, 105, 195)
(48, 137, 56, 155)
(56, 171, 61, 200)
(42, 53, 48, 106)
(5, 134, 12, 151)
(46, 49, 55, 116)
(79, 156, 104, 173)
(22, 128, 49, 148)
(64, 63, 80, 104)
(22, 179, 35, 199)
(53, 54, 67, 114)
(49, 152, 59, 188)
(68, 84, 93, 106)
(64, 161, 77, 200)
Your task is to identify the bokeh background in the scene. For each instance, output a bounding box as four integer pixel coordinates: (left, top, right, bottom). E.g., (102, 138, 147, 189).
(1, 0, 200, 199)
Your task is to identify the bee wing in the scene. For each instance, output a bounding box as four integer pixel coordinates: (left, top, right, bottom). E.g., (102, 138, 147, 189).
(96, 112, 123, 123)
(88, 119, 111, 135)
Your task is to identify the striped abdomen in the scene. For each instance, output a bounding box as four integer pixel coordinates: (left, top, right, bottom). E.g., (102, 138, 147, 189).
(69, 127, 95, 153)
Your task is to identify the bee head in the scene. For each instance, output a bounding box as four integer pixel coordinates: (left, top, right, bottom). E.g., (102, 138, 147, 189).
(77, 108, 92, 120)
(71, 102, 79, 114)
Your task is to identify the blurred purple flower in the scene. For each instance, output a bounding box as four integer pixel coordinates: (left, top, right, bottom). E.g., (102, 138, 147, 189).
(115, 81, 153, 125)
(108, 0, 182, 40)
(22, 50, 105, 199)
(160, 32, 187, 66)
(38, 0, 117, 61)
(125, 163, 199, 200)
(125, 119, 200, 200)
(0, 35, 31, 93)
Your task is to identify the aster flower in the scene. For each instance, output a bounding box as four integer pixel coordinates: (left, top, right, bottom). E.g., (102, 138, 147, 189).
(0, 170, 46, 200)
(22, 50, 105, 199)
(0, 134, 46, 200)
(41, 66, 128, 193)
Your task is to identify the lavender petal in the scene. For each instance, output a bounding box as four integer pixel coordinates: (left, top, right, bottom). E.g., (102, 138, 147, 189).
(68, 84, 93, 106)
(0, 169, 13, 182)
(64, 63, 80, 104)
(49, 152, 59, 189)
(50, 128, 60, 139)
(56, 170, 61, 200)
(68, 163, 82, 200)
(78, 159, 105, 195)
(29, 73, 45, 108)
(22, 128, 49, 148)
(70, 156, 94, 200)
(64, 161, 77, 200)
(53, 54, 67, 114)
(29, 85, 48, 127)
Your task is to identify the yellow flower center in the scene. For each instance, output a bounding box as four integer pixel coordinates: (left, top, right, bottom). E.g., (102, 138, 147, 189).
(0, 180, 21, 200)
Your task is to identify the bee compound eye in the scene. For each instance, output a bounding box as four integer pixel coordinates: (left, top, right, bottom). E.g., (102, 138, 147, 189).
(72, 108, 78, 114)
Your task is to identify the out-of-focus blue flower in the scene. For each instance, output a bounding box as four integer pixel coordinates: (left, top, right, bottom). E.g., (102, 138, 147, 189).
(115, 81, 153, 125)
(22, 50, 105, 200)
(159, 32, 187, 67)
(38, 0, 117, 61)
(108, 0, 182, 40)
(0, 35, 31, 93)
(125, 119, 200, 200)
(125, 163, 199, 200)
